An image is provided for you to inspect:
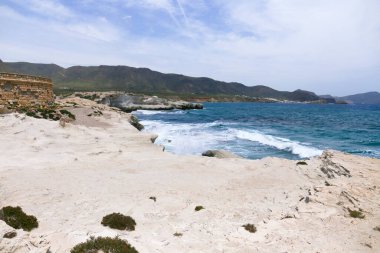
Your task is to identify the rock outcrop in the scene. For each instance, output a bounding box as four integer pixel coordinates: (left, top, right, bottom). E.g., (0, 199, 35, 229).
(101, 93, 203, 112)
(129, 115, 144, 131)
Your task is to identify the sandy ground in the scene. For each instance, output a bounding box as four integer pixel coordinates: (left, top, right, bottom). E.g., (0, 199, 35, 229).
(0, 98, 379, 253)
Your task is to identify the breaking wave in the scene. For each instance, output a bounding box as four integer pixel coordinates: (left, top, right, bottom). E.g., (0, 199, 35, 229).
(232, 129, 323, 158)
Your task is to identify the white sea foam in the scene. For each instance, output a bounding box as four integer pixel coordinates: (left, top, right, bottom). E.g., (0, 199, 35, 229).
(141, 120, 234, 155)
(141, 119, 323, 159)
(135, 110, 184, 115)
(233, 129, 323, 158)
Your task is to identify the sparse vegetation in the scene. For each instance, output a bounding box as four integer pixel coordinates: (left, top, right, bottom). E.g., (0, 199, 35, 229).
(3, 231, 17, 239)
(242, 224, 257, 233)
(194, 206, 204, 211)
(173, 232, 183, 237)
(26, 111, 39, 118)
(374, 226, 380, 232)
(70, 236, 138, 253)
(348, 208, 365, 219)
(59, 109, 76, 120)
(296, 161, 308, 165)
(149, 196, 157, 202)
(0, 206, 38, 231)
(101, 213, 136, 231)
(75, 93, 100, 101)
(13, 105, 73, 121)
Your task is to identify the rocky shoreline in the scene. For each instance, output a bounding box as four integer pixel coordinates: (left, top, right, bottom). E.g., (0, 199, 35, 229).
(0, 97, 379, 253)
(70, 91, 203, 112)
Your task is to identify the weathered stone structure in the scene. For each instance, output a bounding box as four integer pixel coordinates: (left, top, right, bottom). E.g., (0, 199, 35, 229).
(0, 73, 53, 106)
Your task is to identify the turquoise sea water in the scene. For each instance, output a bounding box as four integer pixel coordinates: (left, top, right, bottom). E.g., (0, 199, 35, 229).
(133, 103, 380, 160)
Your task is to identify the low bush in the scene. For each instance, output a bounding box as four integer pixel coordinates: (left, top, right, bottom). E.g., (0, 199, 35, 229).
(149, 196, 157, 202)
(0, 206, 38, 231)
(194, 206, 204, 211)
(101, 213, 136, 231)
(59, 109, 76, 120)
(242, 224, 257, 233)
(348, 209, 365, 219)
(70, 236, 138, 253)
(173, 232, 183, 237)
(296, 161, 308, 165)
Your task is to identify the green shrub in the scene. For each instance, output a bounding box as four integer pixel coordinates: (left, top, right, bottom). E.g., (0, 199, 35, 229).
(348, 209, 365, 219)
(242, 224, 257, 233)
(296, 161, 308, 165)
(26, 111, 37, 117)
(173, 232, 183, 237)
(101, 213, 136, 231)
(70, 236, 138, 253)
(194, 206, 204, 212)
(59, 109, 76, 120)
(0, 206, 38, 231)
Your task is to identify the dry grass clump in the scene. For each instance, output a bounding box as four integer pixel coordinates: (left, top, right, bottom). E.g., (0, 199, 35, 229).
(0, 206, 38, 231)
(101, 213, 136, 231)
(70, 236, 138, 253)
(242, 224, 257, 233)
(173, 232, 183, 237)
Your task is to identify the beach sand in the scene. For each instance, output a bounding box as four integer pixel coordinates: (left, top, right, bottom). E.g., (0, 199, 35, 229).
(1, 98, 379, 252)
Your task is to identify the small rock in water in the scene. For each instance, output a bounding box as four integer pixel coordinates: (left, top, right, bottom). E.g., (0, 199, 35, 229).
(150, 134, 158, 143)
(202, 150, 240, 159)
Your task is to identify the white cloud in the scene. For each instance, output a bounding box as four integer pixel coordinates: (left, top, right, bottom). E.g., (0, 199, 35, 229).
(11, 0, 73, 18)
(1, 0, 379, 95)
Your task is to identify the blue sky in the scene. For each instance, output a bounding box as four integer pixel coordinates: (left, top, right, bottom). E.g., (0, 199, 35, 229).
(1, 0, 379, 96)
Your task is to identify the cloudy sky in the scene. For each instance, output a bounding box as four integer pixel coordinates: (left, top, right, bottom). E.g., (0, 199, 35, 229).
(1, 0, 379, 95)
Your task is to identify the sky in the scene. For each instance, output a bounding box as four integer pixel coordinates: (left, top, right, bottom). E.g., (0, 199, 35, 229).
(0, 0, 379, 96)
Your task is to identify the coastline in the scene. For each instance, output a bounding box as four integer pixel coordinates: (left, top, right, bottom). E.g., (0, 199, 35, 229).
(1, 98, 379, 252)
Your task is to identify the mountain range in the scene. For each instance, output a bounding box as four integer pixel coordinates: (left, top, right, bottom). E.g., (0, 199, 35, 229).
(1, 60, 379, 104)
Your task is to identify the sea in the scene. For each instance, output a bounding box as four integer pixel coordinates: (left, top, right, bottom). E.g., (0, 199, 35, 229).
(133, 103, 380, 160)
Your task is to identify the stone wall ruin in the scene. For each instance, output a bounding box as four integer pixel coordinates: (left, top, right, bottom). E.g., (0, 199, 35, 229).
(0, 72, 53, 106)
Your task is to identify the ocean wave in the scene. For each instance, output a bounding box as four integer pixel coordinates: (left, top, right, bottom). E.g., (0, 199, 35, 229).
(140, 120, 235, 155)
(134, 110, 184, 115)
(233, 129, 322, 158)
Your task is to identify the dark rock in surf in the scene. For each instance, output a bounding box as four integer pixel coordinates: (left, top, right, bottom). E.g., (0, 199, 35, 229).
(202, 150, 240, 159)
(129, 115, 144, 131)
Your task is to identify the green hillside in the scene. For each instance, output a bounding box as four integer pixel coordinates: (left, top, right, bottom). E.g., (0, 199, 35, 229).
(0, 60, 321, 102)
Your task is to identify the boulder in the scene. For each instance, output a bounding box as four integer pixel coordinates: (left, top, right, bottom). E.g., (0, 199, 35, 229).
(129, 115, 144, 131)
